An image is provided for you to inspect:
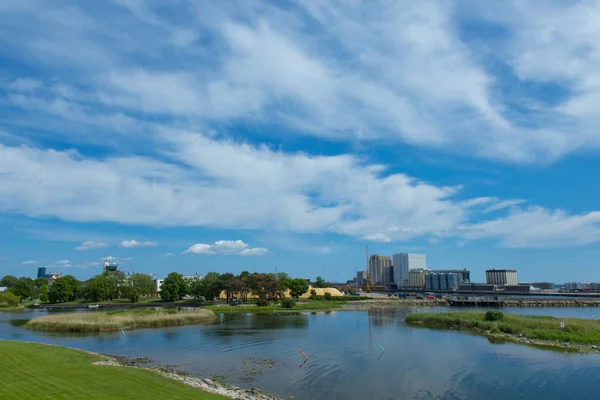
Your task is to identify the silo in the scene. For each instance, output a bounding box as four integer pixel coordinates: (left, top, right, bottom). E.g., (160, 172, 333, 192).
(425, 273, 432, 290)
(439, 273, 447, 290)
(432, 273, 440, 290)
(447, 273, 458, 291)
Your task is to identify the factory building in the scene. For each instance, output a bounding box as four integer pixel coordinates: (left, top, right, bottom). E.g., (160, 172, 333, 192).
(486, 269, 518, 286)
(369, 255, 392, 287)
(424, 269, 471, 291)
(409, 269, 427, 288)
(392, 253, 426, 287)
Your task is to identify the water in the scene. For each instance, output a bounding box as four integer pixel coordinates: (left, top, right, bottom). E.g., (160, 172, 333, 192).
(1, 307, 599, 399)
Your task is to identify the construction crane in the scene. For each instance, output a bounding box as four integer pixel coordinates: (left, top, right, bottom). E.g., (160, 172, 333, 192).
(365, 245, 370, 292)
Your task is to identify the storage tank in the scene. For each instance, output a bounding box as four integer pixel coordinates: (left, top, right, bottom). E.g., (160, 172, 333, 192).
(447, 273, 458, 291)
(425, 273, 432, 290)
(431, 273, 440, 290)
(439, 273, 447, 290)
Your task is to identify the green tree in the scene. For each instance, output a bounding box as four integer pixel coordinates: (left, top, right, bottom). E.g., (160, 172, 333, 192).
(0, 275, 19, 289)
(12, 278, 35, 301)
(276, 272, 292, 289)
(48, 276, 80, 303)
(160, 272, 188, 302)
(218, 273, 236, 303)
(33, 278, 49, 302)
(250, 273, 283, 305)
(287, 278, 309, 300)
(129, 273, 155, 298)
(83, 275, 114, 302)
(315, 276, 328, 288)
(190, 272, 221, 301)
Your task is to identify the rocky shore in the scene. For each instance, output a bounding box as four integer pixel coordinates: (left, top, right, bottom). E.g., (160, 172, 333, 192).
(95, 356, 282, 400)
(487, 333, 600, 354)
(504, 298, 600, 307)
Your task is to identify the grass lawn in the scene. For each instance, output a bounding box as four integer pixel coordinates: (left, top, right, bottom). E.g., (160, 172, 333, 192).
(206, 300, 345, 314)
(0, 340, 227, 400)
(24, 308, 217, 333)
(405, 311, 600, 345)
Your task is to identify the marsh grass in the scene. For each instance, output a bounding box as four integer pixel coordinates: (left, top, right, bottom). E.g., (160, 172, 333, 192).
(24, 308, 217, 333)
(405, 312, 600, 345)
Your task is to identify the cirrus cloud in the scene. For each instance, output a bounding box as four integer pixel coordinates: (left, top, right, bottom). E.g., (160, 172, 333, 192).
(75, 241, 107, 250)
(120, 240, 157, 248)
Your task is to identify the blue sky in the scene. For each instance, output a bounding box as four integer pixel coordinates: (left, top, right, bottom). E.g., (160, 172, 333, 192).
(1, 0, 600, 283)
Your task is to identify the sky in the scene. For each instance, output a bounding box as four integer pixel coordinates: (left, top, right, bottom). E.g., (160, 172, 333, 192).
(1, 0, 600, 283)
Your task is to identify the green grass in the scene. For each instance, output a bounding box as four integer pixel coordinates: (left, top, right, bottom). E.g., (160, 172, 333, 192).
(207, 300, 345, 314)
(405, 312, 600, 345)
(24, 308, 217, 333)
(0, 340, 226, 400)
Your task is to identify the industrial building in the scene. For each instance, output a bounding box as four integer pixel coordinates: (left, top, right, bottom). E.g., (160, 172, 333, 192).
(458, 283, 498, 292)
(486, 269, 518, 286)
(392, 253, 426, 287)
(423, 269, 471, 291)
(37, 267, 62, 283)
(369, 255, 392, 287)
(564, 282, 600, 291)
(409, 269, 427, 287)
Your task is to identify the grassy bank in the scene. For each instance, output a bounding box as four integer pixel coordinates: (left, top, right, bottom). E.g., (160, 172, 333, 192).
(405, 311, 600, 347)
(0, 340, 226, 400)
(24, 308, 217, 333)
(207, 300, 345, 314)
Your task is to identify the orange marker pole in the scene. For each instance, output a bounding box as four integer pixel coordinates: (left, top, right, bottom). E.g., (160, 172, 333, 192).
(299, 349, 309, 360)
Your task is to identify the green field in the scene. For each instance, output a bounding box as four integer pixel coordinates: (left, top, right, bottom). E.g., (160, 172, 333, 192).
(0, 340, 226, 400)
(24, 308, 217, 333)
(405, 311, 600, 345)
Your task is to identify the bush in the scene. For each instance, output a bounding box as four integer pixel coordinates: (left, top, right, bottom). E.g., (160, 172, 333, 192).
(256, 299, 269, 307)
(0, 292, 21, 307)
(280, 299, 296, 309)
(485, 310, 505, 322)
(324, 292, 332, 301)
(310, 289, 317, 296)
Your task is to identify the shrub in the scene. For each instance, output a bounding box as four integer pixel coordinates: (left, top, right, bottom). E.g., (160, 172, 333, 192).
(324, 292, 332, 301)
(484, 310, 505, 322)
(280, 299, 296, 309)
(310, 289, 317, 296)
(256, 299, 269, 307)
(0, 292, 21, 307)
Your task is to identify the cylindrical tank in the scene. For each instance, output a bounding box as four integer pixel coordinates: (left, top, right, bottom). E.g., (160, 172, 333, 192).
(447, 273, 458, 291)
(425, 273, 432, 290)
(439, 273, 447, 290)
(432, 273, 440, 290)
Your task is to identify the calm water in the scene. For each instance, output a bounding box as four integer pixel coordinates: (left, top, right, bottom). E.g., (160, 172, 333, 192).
(1, 307, 600, 400)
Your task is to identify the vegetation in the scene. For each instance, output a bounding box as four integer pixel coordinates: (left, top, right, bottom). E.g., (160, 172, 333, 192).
(207, 299, 344, 314)
(48, 275, 81, 303)
(280, 298, 296, 308)
(287, 278, 309, 300)
(0, 292, 21, 308)
(24, 308, 217, 333)
(0, 341, 226, 400)
(485, 310, 505, 321)
(405, 312, 600, 346)
(315, 276, 328, 288)
(324, 292, 333, 301)
(160, 272, 190, 302)
(0, 275, 19, 289)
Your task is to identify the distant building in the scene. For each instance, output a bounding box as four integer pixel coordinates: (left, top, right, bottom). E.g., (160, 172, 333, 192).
(458, 283, 498, 292)
(409, 269, 427, 288)
(37, 267, 47, 279)
(182, 274, 204, 282)
(356, 270, 366, 286)
(425, 269, 471, 291)
(153, 279, 164, 297)
(369, 255, 392, 287)
(393, 253, 426, 287)
(532, 282, 555, 290)
(486, 269, 518, 286)
(504, 285, 533, 293)
(564, 282, 598, 291)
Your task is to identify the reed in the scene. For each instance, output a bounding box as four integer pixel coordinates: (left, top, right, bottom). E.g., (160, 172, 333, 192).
(24, 308, 217, 333)
(405, 312, 600, 345)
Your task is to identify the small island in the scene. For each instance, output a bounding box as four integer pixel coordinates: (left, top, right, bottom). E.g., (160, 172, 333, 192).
(405, 311, 600, 353)
(24, 308, 217, 333)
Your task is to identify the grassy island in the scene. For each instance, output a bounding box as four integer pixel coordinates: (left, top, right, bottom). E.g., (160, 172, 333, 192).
(24, 308, 217, 333)
(405, 311, 600, 352)
(0, 341, 226, 400)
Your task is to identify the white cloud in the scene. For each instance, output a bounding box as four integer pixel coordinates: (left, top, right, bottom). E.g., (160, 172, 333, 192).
(2, 1, 600, 163)
(101, 256, 116, 261)
(164, 253, 174, 256)
(458, 207, 600, 249)
(22, 260, 38, 265)
(75, 241, 107, 250)
(55, 260, 70, 265)
(119, 240, 157, 248)
(183, 240, 268, 256)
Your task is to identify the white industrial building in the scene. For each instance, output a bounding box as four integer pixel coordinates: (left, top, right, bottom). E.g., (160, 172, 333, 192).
(485, 269, 518, 286)
(393, 253, 427, 287)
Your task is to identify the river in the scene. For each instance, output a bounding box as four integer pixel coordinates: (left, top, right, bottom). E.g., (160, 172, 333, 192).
(1, 307, 599, 399)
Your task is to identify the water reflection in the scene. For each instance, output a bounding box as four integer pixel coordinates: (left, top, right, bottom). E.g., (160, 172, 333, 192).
(1, 309, 600, 400)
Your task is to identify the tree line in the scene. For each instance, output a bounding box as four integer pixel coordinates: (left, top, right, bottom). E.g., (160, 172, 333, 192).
(1, 271, 323, 305)
(160, 272, 311, 305)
